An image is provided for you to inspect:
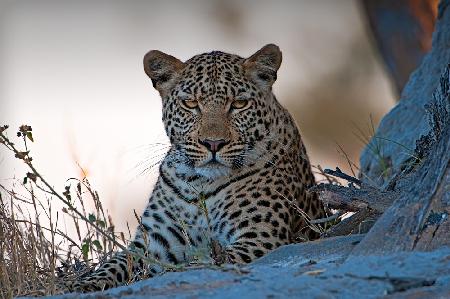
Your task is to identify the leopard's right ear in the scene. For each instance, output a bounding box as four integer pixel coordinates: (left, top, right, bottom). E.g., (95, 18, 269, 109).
(143, 50, 185, 97)
(243, 44, 282, 90)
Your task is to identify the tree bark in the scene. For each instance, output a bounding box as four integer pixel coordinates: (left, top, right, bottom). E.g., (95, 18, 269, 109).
(351, 68, 449, 254)
(348, 0, 450, 254)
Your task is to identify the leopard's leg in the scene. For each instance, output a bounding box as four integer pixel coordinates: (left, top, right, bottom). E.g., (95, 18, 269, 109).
(65, 240, 165, 293)
(70, 253, 127, 292)
(65, 250, 139, 292)
(213, 226, 290, 265)
(64, 185, 191, 293)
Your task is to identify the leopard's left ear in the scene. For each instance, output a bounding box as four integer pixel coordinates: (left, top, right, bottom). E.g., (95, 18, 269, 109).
(243, 44, 282, 89)
(143, 50, 185, 97)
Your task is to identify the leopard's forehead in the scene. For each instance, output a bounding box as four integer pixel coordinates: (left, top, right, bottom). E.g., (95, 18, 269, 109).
(173, 51, 256, 102)
(186, 51, 244, 68)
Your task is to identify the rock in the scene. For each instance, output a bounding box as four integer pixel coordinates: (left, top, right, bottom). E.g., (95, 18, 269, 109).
(25, 237, 450, 299)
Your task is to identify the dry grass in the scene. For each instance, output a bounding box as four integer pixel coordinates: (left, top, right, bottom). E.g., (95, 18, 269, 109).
(0, 125, 127, 298)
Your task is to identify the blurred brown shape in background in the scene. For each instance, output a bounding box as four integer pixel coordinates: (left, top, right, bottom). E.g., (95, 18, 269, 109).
(361, 0, 439, 95)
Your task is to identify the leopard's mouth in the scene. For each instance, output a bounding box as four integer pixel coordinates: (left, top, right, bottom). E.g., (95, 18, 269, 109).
(196, 151, 229, 167)
(205, 160, 222, 166)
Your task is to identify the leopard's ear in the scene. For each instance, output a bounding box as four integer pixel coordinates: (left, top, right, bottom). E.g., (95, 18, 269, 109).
(243, 44, 282, 89)
(143, 50, 185, 96)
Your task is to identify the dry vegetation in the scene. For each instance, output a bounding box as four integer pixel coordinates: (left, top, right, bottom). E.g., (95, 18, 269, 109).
(0, 125, 130, 298)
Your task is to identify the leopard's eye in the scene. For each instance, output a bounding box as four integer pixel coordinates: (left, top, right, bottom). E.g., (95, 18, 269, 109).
(231, 99, 250, 110)
(180, 99, 199, 110)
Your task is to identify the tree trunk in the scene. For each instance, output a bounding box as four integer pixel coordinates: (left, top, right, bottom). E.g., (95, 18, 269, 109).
(351, 0, 450, 253)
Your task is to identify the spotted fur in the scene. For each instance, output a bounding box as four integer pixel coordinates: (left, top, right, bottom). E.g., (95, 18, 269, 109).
(67, 44, 325, 292)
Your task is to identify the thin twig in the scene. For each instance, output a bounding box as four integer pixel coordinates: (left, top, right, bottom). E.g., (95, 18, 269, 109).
(324, 167, 361, 186)
(309, 211, 344, 224)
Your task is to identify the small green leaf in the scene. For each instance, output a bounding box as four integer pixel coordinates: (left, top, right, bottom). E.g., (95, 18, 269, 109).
(81, 243, 90, 259)
(26, 131, 34, 142)
(88, 214, 96, 222)
(92, 240, 103, 251)
(97, 220, 106, 228)
(23, 177, 28, 184)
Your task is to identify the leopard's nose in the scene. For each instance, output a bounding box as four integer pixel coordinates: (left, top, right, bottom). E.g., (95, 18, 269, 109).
(199, 138, 229, 153)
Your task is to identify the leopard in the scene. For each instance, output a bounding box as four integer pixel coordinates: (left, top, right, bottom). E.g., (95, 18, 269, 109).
(66, 44, 326, 292)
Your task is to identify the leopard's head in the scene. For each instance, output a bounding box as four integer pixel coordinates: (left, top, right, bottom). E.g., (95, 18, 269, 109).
(144, 44, 282, 179)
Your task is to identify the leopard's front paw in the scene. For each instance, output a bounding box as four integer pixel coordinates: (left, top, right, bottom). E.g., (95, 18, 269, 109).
(63, 277, 112, 293)
(210, 239, 230, 265)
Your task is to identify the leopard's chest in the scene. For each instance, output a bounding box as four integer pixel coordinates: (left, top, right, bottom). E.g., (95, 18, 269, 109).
(153, 191, 235, 263)
(165, 190, 236, 247)
(150, 167, 271, 261)
(179, 192, 237, 247)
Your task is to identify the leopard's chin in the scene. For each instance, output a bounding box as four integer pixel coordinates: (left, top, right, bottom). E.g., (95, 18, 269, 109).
(195, 162, 231, 180)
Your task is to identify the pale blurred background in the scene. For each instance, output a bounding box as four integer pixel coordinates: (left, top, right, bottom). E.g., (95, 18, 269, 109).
(0, 0, 396, 234)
